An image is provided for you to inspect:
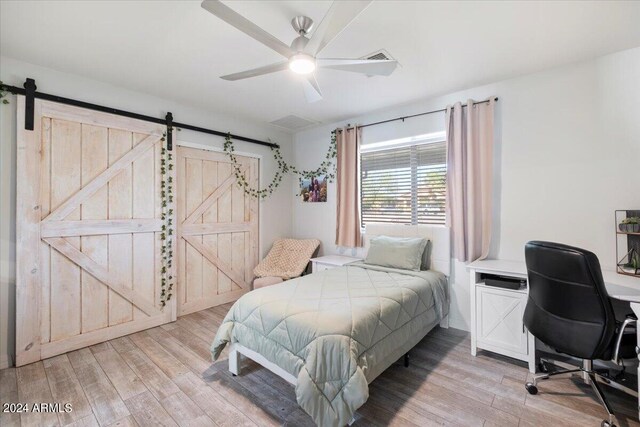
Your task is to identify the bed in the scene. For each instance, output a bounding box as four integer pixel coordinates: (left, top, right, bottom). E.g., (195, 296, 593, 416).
(209, 225, 451, 427)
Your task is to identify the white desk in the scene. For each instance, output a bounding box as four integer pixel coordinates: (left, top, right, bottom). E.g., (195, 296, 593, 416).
(468, 259, 640, 300)
(468, 259, 640, 417)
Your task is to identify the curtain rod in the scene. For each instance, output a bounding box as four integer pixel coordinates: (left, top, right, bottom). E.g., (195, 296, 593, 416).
(1, 80, 279, 150)
(338, 97, 498, 132)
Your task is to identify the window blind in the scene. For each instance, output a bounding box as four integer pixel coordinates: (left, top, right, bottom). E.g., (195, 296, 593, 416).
(360, 141, 446, 225)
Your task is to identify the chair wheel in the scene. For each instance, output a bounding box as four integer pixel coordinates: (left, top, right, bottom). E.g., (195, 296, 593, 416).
(601, 420, 615, 427)
(525, 382, 538, 395)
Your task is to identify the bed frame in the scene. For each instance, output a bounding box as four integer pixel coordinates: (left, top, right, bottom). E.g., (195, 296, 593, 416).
(220, 224, 451, 423)
(228, 343, 296, 383)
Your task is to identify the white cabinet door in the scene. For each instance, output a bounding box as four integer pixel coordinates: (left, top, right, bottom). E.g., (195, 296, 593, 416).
(476, 286, 528, 355)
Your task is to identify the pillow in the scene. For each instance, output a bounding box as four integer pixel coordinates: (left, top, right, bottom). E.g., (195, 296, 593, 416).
(364, 236, 428, 271)
(421, 239, 432, 270)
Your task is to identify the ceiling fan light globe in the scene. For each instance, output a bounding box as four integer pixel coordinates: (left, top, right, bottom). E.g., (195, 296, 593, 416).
(289, 54, 316, 75)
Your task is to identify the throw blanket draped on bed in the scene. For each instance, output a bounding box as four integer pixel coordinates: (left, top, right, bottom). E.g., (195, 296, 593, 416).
(211, 263, 448, 427)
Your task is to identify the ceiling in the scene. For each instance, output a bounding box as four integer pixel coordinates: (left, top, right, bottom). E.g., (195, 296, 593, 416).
(1, 1, 640, 131)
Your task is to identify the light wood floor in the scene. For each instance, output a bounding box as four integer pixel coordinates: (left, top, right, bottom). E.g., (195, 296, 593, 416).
(1, 303, 639, 427)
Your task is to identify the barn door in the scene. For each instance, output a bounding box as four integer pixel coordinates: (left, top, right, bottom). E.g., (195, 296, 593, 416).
(16, 97, 176, 366)
(176, 146, 258, 316)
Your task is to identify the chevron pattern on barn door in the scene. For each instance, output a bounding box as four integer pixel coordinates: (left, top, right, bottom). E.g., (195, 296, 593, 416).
(176, 146, 259, 316)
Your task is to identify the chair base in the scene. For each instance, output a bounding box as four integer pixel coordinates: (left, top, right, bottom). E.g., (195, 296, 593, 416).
(525, 358, 638, 427)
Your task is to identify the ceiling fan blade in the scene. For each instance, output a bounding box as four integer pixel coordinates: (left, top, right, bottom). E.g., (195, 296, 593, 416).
(318, 58, 398, 76)
(302, 75, 323, 103)
(303, 1, 372, 56)
(221, 61, 289, 81)
(201, 1, 293, 58)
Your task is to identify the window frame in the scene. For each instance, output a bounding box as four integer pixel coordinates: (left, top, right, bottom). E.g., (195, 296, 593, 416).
(359, 133, 447, 226)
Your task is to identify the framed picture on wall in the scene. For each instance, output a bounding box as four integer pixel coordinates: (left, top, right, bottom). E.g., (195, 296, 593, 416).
(300, 175, 327, 203)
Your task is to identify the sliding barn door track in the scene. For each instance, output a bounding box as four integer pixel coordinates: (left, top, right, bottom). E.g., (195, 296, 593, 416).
(1, 78, 279, 151)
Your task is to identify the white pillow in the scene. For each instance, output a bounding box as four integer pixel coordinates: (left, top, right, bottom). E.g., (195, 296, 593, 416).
(365, 236, 428, 271)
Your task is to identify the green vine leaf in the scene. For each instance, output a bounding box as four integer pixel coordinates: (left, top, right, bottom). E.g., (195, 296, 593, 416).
(159, 136, 174, 308)
(0, 81, 10, 105)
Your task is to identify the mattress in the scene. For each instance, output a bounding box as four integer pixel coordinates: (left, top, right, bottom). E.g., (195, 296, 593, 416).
(211, 262, 448, 427)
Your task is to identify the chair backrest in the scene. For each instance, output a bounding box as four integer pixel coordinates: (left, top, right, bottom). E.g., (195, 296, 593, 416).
(523, 241, 616, 360)
(253, 238, 321, 280)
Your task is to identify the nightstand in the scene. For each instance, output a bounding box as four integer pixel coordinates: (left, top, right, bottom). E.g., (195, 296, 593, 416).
(467, 260, 536, 373)
(310, 255, 363, 273)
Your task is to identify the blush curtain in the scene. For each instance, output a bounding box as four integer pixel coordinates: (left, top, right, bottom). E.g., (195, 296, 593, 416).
(445, 99, 495, 262)
(335, 127, 362, 248)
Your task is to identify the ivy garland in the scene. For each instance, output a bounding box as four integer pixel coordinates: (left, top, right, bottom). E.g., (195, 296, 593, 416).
(289, 130, 338, 187)
(159, 133, 174, 308)
(0, 81, 10, 104)
(222, 131, 337, 199)
(223, 134, 288, 199)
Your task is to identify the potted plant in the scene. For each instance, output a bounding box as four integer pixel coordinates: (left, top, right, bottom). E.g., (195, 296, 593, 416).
(619, 216, 640, 233)
(626, 250, 640, 275)
(618, 247, 640, 275)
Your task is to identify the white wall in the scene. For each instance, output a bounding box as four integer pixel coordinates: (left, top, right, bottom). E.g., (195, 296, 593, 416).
(0, 56, 294, 368)
(291, 47, 640, 331)
(2, 47, 639, 367)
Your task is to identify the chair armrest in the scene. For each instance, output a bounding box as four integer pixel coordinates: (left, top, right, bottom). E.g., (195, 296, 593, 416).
(612, 317, 637, 364)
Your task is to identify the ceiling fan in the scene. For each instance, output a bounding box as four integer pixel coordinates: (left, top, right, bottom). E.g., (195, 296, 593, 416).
(201, 0, 398, 103)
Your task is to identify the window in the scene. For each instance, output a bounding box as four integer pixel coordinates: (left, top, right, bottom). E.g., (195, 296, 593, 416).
(360, 135, 446, 225)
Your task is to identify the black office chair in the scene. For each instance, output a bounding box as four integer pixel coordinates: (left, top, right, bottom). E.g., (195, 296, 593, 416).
(523, 241, 638, 427)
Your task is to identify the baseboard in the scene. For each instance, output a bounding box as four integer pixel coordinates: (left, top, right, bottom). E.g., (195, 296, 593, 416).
(0, 353, 13, 369)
